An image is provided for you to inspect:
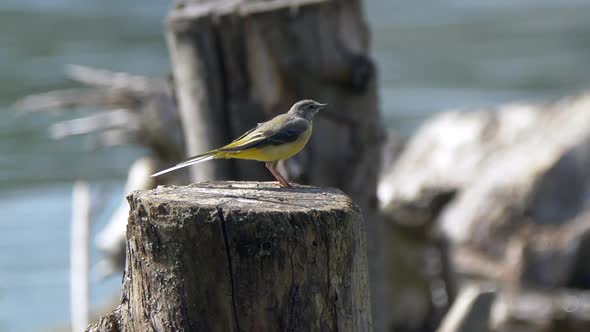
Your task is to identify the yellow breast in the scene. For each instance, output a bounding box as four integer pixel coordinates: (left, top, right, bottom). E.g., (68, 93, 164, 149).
(227, 126, 312, 162)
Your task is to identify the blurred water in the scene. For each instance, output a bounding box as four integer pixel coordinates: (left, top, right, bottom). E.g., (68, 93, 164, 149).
(0, 1, 171, 331)
(1, 0, 590, 331)
(369, 1, 590, 134)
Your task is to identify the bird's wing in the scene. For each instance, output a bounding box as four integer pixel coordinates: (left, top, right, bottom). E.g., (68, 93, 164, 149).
(229, 122, 264, 142)
(151, 115, 309, 177)
(219, 116, 308, 152)
(217, 121, 268, 151)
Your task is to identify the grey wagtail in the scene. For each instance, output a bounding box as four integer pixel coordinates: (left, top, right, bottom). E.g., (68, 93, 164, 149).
(151, 99, 327, 187)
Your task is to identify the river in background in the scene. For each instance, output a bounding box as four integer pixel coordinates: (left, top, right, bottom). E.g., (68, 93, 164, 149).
(1, 0, 590, 331)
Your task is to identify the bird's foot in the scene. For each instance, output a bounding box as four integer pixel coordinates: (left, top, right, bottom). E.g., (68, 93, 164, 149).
(278, 180, 291, 188)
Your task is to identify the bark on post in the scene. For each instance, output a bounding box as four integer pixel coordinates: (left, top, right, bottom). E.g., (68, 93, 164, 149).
(166, 0, 383, 326)
(87, 182, 372, 332)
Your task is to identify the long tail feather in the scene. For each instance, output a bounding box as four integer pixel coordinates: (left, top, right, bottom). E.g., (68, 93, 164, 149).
(151, 151, 217, 177)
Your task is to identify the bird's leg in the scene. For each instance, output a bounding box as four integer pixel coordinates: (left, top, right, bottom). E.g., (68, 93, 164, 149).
(265, 161, 291, 188)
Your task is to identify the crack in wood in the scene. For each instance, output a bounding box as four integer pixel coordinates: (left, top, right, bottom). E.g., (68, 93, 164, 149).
(217, 207, 241, 331)
(287, 214, 298, 330)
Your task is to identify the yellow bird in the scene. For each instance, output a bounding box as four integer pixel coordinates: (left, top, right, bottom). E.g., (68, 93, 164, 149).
(151, 99, 327, 187)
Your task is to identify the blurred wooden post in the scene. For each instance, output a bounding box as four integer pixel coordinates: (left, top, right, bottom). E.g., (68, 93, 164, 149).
(165, 5, 231, 182)
(87, 182, 371, 331)
(71, 181, 90, 332)
(165, 0, 383, 326)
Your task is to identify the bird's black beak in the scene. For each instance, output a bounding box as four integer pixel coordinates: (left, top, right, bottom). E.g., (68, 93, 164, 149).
(318, 103, 328, 110)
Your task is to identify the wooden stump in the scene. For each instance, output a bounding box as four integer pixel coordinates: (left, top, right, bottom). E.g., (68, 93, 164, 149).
(87, 182, 371, 332)
(166, 1, 384, 326)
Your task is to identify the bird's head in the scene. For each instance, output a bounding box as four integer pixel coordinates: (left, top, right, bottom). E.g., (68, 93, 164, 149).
(289, 99, 327, 120)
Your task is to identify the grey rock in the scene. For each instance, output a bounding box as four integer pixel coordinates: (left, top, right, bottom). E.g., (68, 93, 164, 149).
(492, 288, 590, 332)
(380, 93, 590, 331)
(380, 93, 590, 288)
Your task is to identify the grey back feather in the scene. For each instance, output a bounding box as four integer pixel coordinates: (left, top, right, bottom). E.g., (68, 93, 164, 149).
(220, 115, 309, 152)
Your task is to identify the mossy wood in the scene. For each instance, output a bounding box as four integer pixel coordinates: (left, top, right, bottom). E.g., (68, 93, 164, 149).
(87, 182, 371, 332)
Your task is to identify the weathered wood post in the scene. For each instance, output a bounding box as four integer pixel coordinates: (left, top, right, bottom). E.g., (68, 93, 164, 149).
(166, 0, 384, 326)
(87, 182, 371, 331)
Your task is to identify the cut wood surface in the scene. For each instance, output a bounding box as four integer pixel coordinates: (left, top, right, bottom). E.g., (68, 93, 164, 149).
(87, 181, 371, 332)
